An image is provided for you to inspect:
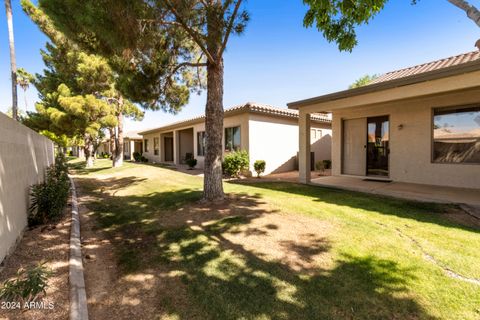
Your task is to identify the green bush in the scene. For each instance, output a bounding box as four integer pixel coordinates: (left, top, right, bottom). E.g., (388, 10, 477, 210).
(253, 160, 266, 178)
(223, 150, 249, 177)
(28, 154, 69, 226)
(186, 158, 197, 169)
(140, 156, 148, 162)
(133, 151, 142, 162)
(322, 160, 332, 169)
(0, 262, 52, 304)
(315, 161, 325, 171)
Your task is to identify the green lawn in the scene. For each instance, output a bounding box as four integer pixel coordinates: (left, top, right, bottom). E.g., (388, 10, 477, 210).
(71, 158, 480, 320)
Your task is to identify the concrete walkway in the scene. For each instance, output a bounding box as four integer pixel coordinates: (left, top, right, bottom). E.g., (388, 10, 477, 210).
(311, 176, 480, 207)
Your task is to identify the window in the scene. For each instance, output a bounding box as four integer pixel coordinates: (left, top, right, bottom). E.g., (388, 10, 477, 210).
(197, 131, 206, 156)
(433, 105, 480, 164)
(144, 139, 149, 152)
(153, 137, 159, 156)
(225, 126, 241, 152)
(311, 129, 323, 143)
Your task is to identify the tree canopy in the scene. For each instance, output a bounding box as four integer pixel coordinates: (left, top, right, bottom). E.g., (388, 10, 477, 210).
(303, 0, 479, 52)
(349, 74, 378, 89)
(22, 0, 143, 166)
(38, 0, 249, 200)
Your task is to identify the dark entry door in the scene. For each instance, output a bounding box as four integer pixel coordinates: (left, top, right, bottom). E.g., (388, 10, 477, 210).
(367, 116, 389, 176)
(164, 137, 174, 162)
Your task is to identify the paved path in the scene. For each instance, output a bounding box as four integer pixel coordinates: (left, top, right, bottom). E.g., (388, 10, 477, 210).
(311, 176, 480, 206)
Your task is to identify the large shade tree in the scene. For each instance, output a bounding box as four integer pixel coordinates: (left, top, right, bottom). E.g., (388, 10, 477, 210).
(303, 0, 480, 52)
(22, 0, 143, 167)
(39, 0, 248, 201)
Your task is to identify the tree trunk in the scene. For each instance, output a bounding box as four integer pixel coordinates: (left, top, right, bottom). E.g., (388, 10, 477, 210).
(23, 89, 28, 112)
(109, 127, 116, 159)
(203, 59, 225, 201)
(113, 112, 124, 167)
(84, 136, 94, 168)
(203, 4, 226, 202)
(4, 0, 18, 121)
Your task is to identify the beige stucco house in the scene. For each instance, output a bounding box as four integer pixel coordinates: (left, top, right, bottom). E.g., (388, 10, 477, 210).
(94, 131, 143, 160)
(289, 51, 480, 189)
(123, 131, 143, 160)
(139, 102, 332, 175)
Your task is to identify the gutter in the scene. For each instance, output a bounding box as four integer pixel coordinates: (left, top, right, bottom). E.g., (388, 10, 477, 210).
(288, 60, 480, 109)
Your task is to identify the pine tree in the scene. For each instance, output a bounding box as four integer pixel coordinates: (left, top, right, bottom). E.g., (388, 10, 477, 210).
(39, 0, 248, 201)
(22, 0, 143, 167)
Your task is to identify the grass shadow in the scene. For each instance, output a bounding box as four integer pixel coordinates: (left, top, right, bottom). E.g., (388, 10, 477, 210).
(76, 178, 437, 319)
(231, 180, 479, 233)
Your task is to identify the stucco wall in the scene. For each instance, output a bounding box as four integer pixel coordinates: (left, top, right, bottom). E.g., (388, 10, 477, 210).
(178, 129, 194, 163)
(142, 132, 161, 163)
(332, 89, 480, 189)
(191, 113, 250, 169)
(0, 112, 54, 262)
(141, 112, 332, 175)
(249, 114, 332, 174)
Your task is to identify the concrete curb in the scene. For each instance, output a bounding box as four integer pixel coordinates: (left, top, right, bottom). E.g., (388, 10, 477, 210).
(69, 176, 89, 320)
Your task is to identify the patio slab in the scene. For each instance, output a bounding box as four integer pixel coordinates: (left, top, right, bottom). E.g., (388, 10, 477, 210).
(311, 176, 480, 207)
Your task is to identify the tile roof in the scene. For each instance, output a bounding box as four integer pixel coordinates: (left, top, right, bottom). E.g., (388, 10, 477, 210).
(288, 50, 480, 109)
(139, 102, 331, 135)
(123, 131, 142, 140)
(370, 51, 480, 84)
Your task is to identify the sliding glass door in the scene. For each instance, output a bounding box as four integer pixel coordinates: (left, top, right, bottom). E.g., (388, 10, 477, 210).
(367, 116, 389, 176)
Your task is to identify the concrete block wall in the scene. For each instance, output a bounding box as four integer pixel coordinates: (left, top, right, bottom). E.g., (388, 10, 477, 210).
(0, 112, 54, 262)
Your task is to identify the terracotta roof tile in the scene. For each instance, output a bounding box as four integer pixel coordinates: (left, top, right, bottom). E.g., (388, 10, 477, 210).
(139, 102, 331, 135)
(370, 51, 480, 84)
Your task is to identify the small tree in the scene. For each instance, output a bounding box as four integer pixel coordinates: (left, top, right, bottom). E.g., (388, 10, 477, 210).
(253, 160, 266, 178)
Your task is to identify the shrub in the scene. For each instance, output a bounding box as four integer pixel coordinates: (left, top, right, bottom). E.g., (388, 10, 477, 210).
(322, 160, 332, 169)
(0, 262, 52, 304)
(186, 158, 197, 169)
(253, 160, 266, 178)
(140, 156, 148, 162)
(223, 150, 249, 177)
(28, 154, 69, 226)
(133, 151, 142, 162)
(315, 161, 325, 171)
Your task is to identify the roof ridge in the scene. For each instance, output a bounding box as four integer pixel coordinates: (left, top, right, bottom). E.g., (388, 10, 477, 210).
(139, 102, 331, 134)
(378, 50, 479, 77)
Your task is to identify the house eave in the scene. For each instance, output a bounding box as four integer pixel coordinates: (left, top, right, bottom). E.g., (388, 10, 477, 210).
(288, 60, 480, 110)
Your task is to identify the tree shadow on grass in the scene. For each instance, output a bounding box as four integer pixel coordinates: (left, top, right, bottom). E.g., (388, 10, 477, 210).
(76, 179, 437, 320)
(231, 180, 479, 233)
(149, 221, 435, 319)
(68, 159, 114, 175)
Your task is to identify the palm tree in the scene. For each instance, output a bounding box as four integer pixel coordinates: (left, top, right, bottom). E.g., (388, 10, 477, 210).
(4, 0, 18, 121)
(17, 68, 34, 111)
